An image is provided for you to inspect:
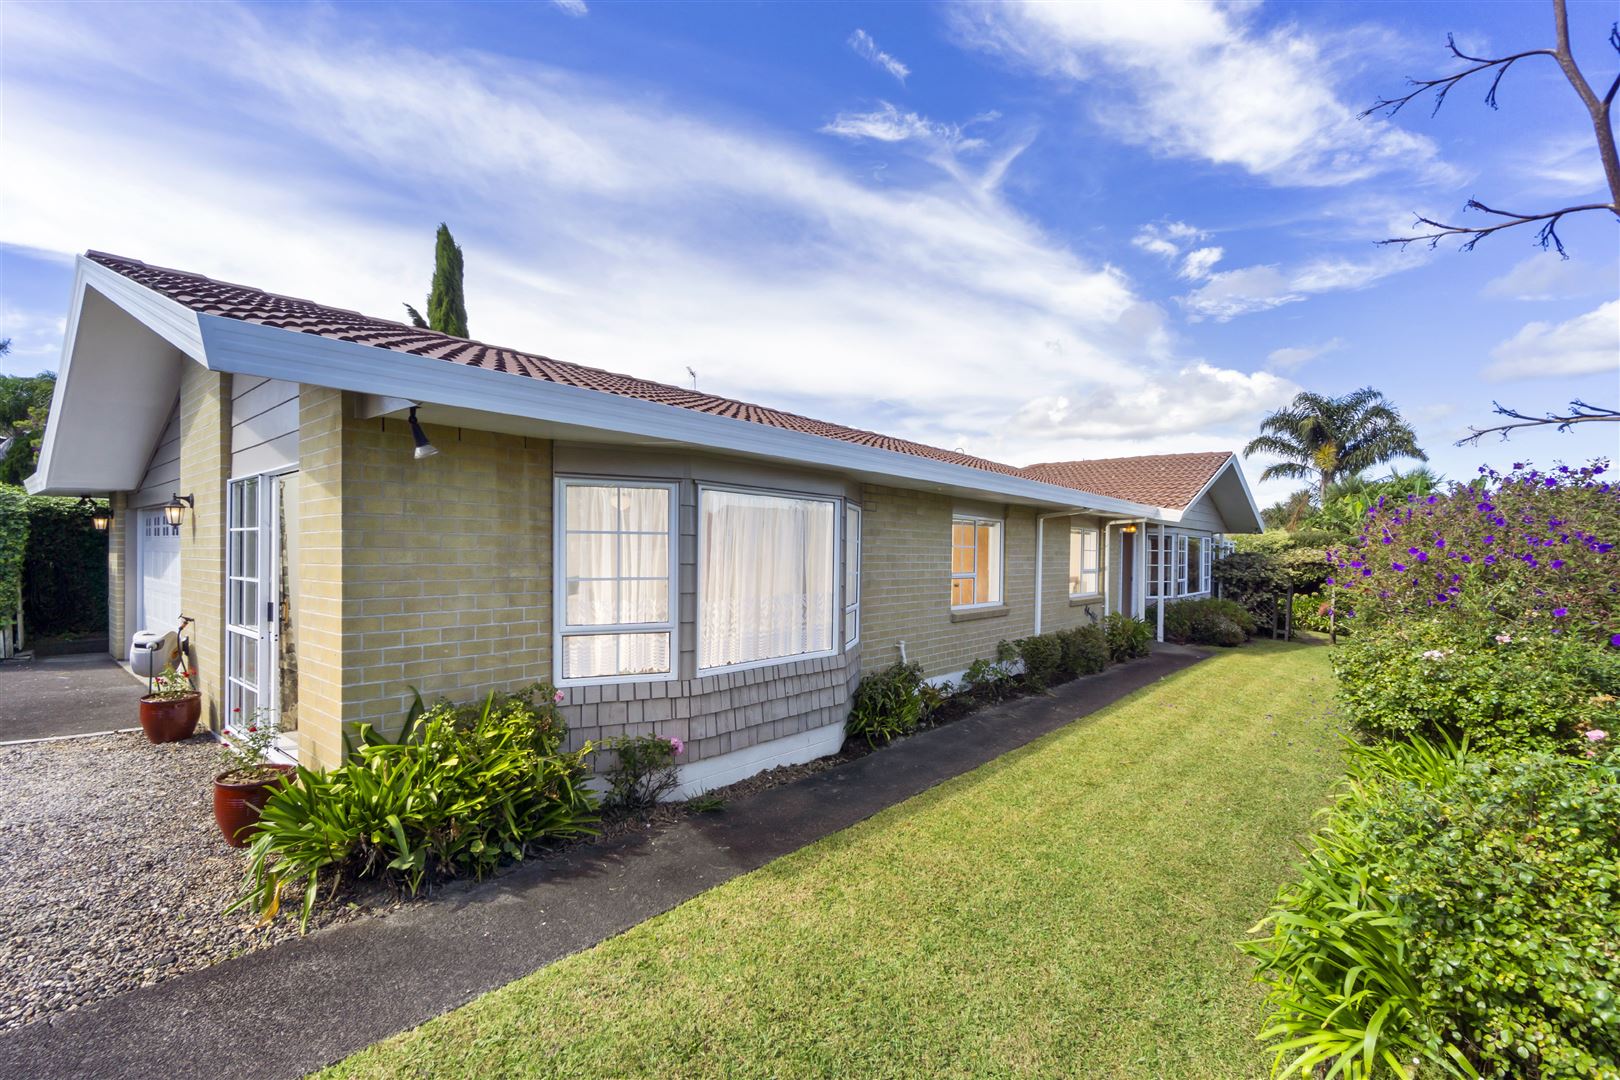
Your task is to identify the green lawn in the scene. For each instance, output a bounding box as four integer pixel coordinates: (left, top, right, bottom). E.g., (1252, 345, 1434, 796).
(327, 641, 1343, 1080)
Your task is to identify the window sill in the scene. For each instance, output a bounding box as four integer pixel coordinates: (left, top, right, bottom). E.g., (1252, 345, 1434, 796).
(950, 604, 1009, 623)
(1068, 594, 1102, 607)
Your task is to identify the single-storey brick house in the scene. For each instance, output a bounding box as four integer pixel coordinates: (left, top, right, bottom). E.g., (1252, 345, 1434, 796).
(29, 252, 1262, 793)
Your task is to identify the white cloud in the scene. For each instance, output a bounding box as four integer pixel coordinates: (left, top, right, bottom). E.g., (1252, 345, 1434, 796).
(1179, 246, 1224, 280)
(848, 29, 909, 84)
(1486, 300, 1620, 381)
(1181, 251, 1417, 321)
(1516, 133, 1607, 197)
(551, 0, 588, 16)
(0, 307, 67, 375)
(0, 1, 1273, 467)
(1265, 337, 1344, 371)
(1482, 254, 1602, 302)
(950, 0, 1449, 187)
(1008, 362, 1298, 440)
(821, 102, 978, 149)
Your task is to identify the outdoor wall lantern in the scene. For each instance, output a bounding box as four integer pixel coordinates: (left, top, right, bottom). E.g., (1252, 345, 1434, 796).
(1121, 524, 1138, 534)
(407, 405, 440, 460)
(163, 493, 195, 528)
(79, 496, 112, 532)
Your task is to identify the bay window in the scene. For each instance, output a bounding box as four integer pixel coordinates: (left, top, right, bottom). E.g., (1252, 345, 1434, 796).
(699, 488, 837, 671)
(1148, 530, 1215, 600)
(951, 516, 1003, 608)
(556, 480, 677, 682)
(1068, 525, 1100, 597)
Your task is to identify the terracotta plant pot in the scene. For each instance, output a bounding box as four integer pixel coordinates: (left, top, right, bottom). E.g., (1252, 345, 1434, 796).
(138, 693, 202, 744)
(213, 765, 295, 848)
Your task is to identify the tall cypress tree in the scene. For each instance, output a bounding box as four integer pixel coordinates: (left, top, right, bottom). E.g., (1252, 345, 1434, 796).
(402, 223, 469, 337)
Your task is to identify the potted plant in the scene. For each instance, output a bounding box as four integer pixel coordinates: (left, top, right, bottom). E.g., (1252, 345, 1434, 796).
(213, 715, 294, 847)
(138, 664, 202, 744)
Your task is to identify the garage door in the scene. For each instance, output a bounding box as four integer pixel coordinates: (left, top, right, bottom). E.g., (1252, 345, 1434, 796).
(137, 509, 182, 635)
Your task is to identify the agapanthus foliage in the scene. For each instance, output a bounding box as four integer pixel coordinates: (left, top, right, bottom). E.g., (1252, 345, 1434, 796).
(1328, 460, 1618, 644)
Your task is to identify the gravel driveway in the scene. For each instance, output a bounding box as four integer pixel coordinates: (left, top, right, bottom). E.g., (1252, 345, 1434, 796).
(0, 732, 375, 1032)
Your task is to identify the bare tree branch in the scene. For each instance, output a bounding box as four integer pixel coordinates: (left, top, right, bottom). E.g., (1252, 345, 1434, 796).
(1455, 400, 1620, 446)
(1359, 34, 1556, 119)
(1368, 2, 1620, 253)
(1377, 199, 1611, 256)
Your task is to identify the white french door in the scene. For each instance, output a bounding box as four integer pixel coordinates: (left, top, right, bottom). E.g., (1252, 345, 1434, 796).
(225, 471, 299, 743)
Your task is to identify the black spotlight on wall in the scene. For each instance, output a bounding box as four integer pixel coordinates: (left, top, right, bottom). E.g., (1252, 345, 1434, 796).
(407, 406, 439, 460)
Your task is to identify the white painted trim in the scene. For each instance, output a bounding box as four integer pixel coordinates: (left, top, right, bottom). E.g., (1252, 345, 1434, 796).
(551, 476, 681, 688)
(694, 482, 842, 676)
(950, 513, 1005, 611)
(671, 720, 847, 799)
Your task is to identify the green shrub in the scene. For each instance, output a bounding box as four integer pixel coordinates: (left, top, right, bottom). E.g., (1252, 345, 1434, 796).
(1244, 736, 1620, 1079)
(1213, 549, 1292, 627)
(1333, 619, 1620, 753)
(847, 661, 928, 746)
(1012, 632, 1064, 691)
(1057, 623, 1109, 677)
(1152, 597, 1257, 647)
(1103, 612, 1152, 662)
(21, 494, 108, 636)
(602, 733, 682, 811)
(232, 684, 597, 929)
(1289, 590, 1351, 636)
(961, 647, 1019, 704)
(0, 486, 25, 628)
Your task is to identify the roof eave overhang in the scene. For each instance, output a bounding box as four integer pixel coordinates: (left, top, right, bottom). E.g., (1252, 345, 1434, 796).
(195, 313, 1171, 519)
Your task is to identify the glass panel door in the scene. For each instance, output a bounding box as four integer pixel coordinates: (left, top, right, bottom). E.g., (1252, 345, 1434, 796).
(225, 477, 263, 729)
(272, 473, 299, 736)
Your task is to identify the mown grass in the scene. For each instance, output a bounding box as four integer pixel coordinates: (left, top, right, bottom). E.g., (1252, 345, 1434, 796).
(327, 641, 1342, 1080)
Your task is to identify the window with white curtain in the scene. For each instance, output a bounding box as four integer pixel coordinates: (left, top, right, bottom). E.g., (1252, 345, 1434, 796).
(1148, 531, 1218, 601)
(556, 480, 676, 682)
(699, 488, 837, 671)
(1187, 535, 1204, 594)
(1146, 532, 1163, 599)
(1068, 525, 1100, 597)
(951, 516, 1003, 608)
(844, 504, 861, 647)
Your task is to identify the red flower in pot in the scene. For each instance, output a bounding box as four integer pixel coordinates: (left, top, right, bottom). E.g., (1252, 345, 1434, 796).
(213, 712, 293, 847)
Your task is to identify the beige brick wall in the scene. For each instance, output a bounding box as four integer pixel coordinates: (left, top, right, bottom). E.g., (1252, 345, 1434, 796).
(859, 484, 1039, 678)
(295, 391, 554, 768)
(178, 364, 231, 730)
(106, 492, 128, 660)
(1038, 514, 1108, 636)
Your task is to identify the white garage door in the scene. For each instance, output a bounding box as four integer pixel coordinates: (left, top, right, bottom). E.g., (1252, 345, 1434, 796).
(137, 509, 182, 635)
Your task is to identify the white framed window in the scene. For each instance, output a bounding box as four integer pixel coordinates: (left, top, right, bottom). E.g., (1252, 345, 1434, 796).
(844, 504, 861, 648)
(951, 516, 1003, 608)
(1068, 525, 1100, 597)
(698, 486, 838, 673)
(1187, 535, 1205, 594)
(554, 479, 678, 684)
(1147, 532, 1163, 599)
(1174, 534, 1189, 596)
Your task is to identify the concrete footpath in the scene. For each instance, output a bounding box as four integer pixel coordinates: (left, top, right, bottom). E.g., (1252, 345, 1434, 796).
(0, 654, 145, 743)
(0, 644, 1208, 1080)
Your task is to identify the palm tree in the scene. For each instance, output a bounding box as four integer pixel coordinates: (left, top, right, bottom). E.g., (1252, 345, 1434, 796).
(1245, 388, 1427, 503)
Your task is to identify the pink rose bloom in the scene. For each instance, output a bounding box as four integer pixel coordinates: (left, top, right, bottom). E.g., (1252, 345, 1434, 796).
(553, 689, 565, 704)
(1587, 729, 1608, 742)
(668, 736, 685, 755)
(1494, 634, 1512, 645)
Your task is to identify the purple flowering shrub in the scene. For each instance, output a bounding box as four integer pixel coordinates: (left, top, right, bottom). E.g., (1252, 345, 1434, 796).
(1328, 460, 1620, 751)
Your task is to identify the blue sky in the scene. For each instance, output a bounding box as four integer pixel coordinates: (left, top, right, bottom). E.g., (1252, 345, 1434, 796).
(2, 0, 1615, 507)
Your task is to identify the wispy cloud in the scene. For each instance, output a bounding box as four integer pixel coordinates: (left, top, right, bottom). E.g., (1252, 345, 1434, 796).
(950, 0, 1452, 188)
(0, 2, 1288, 466)
(1181, 250, 1419, 321)
(1482, 254, 1604, 302)
(551, 0, 588, 17)
(1265, 338, 1344, 371)
(821, 102, 980, 149)
(848, 29, 909, 84)
(1486, 300, 1619, 381)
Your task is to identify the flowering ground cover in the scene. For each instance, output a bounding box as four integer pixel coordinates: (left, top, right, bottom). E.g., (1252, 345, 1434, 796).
(325, 642, 1341, 1079)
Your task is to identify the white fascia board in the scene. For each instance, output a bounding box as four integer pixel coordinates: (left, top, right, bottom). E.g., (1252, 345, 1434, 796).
(28, 259, 204, 495)
(197, 314, 1170, 519)
(77, 257, 208, 362)
(1181, 456, 1264, 534)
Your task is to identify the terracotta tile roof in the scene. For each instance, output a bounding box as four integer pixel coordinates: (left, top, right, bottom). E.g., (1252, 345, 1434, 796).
(86, 251, 1240, 513)
(87, 251, 1038, 481)
(1019, 452, 1233, 510)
